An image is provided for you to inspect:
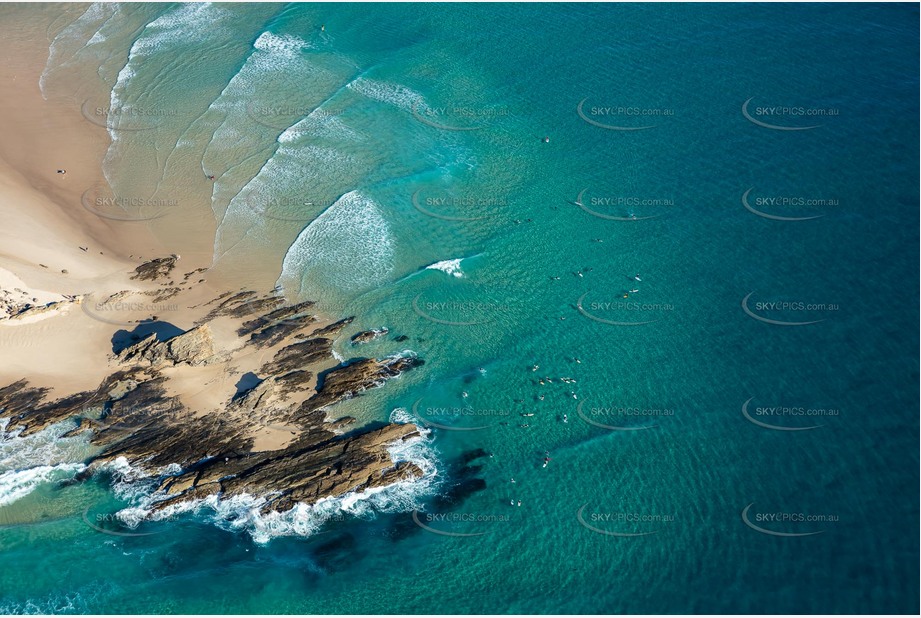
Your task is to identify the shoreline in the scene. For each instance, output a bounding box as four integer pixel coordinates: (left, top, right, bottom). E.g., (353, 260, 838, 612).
(0, 9, 431, 527)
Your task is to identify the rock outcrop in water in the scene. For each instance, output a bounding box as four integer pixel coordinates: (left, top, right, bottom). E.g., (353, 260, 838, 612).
(0, 287, 426, 516)
(351, 328, 389, 344)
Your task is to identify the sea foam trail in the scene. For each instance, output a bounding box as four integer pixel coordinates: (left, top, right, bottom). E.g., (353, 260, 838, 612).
(115, 409, 439, 544)
(103, 3, 238, 191)
(425, 258, 466, 278)
(0, 464, 86, 508)
(276, 190, 395, 297)
(0, 420, 94, 507)
(39, 3, 117, 99)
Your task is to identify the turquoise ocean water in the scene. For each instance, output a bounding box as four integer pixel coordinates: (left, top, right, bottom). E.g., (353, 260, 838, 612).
(1, 3, 918, 613)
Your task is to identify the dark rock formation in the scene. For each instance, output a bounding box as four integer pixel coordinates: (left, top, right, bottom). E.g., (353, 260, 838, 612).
(116, 324, 220, 367)
(131, 255, 178, 281)
(0, 293, 426, 518)
(351, 328, 388, 344)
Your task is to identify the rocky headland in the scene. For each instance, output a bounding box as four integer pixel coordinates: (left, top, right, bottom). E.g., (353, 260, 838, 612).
(0, 257, 426, 518)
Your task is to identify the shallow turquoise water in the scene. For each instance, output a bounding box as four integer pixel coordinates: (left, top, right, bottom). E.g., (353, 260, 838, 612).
(1, 2, 918, 614)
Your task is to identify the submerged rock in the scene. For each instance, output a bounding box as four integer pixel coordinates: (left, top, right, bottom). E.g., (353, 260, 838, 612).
(350, 328, 389, 344)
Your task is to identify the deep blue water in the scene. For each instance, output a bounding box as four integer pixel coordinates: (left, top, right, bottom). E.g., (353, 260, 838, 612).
(1, 2, 918, 614)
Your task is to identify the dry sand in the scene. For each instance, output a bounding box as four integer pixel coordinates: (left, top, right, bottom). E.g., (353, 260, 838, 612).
(0, 13, 337, 453)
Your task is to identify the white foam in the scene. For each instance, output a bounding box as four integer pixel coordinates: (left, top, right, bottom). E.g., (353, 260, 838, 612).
(113, 408, 438, 543)
(347, 77, 424, 112)
(40, 3, 118, 99)
(425, 258, 465, 278)
(277, 190, 395, 294)
(253, 31, 312, 56)
(0, 463, 86, 507)
(0, 419, 91, 471)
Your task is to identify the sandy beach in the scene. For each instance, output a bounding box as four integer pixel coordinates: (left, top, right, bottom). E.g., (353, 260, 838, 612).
(0, 11, 317, 441)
